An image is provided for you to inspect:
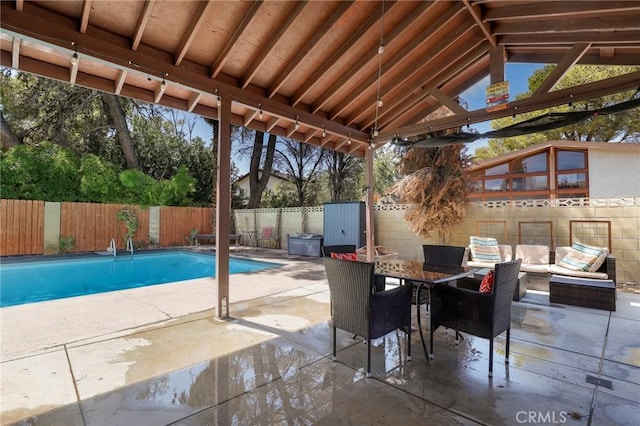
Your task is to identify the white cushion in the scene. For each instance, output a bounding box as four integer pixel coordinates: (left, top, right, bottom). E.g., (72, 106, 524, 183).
(547, 264, 609, 280)
(520, 263, 550, 273)
(515, 244, 549, 265)
(558, 242, 606, 271)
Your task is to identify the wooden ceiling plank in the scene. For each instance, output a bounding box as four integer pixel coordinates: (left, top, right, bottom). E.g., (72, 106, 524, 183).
(345, 21, 478, 127)
(292, 1, 398, 106)
(266, 117, 280, 133)
(132, 0, 156, 51)
(114, 69, 127, 94)
(11, 37, 20, 68)
(495, 16, 640, 35)
(0, 3, 368, 143)
(241, 1, 308, 89)
(187, 92, 201, 112)
(534, 43, 591, 95)
(312, 1, 444, 114)
(210, 1, 263, 79)
(80, 0, 92, 34)
(174, 1, 215, 66)
(485, 1, 640, 21)
(429, 88, 467, 115)
(378, 70, 640, 140)
(267, 1, 355, 99)
(463, 0, 497, 48)
(376, 43, 489, 130)
(331, 3, 467, 121)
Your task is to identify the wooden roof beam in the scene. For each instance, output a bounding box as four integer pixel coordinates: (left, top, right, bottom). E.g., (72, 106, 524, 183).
(534, 43, 591, 95)
(174, 1, 214, 66)
(463, 0, 497, 48)
(334, 4, 468, 122)
(187, 92, 201, 112)
(485, 1, 640, 21)
(11, 37, 20, 68)
(378, 70, 640, 140)
(210, 1, 262, 79)
(131, 0, 155, 51)
(312, 1, 444, 114)
(429, 88, 467, 115)
(241, 1, 307, 89)
(291, 1, 398, 107)
(114, 69, 126, 94)
(499, 31, 640, 45)
(268, 1, 354, 99)
(80, 0, 92, 34)
(494, 16, 640, 35)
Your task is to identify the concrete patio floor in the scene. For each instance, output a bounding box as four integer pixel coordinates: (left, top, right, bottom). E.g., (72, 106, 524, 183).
(1, 250, 639, 425)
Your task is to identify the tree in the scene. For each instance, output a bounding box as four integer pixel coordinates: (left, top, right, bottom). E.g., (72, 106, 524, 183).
(101, 93, 140, 170)
(475, 65, 640, 160)
(275, 138, 325, 206)
(248, 131, 277, 208)
(325, 149, 364, 202)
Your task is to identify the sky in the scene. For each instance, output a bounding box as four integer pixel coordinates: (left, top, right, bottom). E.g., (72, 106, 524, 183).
(184, 63, 545, 173)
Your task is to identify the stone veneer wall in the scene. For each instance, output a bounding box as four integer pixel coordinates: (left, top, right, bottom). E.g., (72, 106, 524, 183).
(235, 197, 640, 284)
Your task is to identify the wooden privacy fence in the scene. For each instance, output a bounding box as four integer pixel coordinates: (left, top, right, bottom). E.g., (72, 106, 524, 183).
(0, 199, 44, 255)
(160, 206, 212, 246)
(60, 202, 150, 252)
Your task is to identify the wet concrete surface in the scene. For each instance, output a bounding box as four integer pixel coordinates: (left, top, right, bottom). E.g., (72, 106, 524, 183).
(1, 251, 638, 425)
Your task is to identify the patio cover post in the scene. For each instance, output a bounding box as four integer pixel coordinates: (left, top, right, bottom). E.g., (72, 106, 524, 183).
(215, 95, 231, 319)
(365, 146, 375, 262)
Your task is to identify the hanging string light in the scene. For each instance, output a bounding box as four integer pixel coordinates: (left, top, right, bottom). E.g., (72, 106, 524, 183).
(372, 0, 385, 140)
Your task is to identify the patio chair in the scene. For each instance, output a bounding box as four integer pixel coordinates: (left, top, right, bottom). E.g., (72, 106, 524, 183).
(258, 227, 275, 248)
(323, 257, 412, 377)
(429, 258, 522, 377)
(409, 244, 467, 307)
(322, 244, 386, 292)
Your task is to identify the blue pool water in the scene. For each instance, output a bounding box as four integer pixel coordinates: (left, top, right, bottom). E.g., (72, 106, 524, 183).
(0, 251, 281, 307)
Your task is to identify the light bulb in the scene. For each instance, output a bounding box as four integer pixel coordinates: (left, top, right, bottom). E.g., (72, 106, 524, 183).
(378, 43, 384, 55)
(70, 53, 79, 66)
(217, 96, 221, 107)
(322, 125, 327, 138)
(377, 97, 383, 107)
(373, 128, 379, 137)
(259, 103, 263, 119)
(347, 137, 351, 145)
(294, 116, 299, 130)
(159, 80, 166, 92)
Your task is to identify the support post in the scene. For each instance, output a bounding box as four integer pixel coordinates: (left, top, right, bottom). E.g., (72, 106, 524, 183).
(365, 146, 375, 262)
(215, 95, 231, 319)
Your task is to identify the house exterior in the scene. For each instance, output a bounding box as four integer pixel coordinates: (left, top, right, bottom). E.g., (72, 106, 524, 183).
(467, 141, 640, 202)
(235, 170, 291, 206)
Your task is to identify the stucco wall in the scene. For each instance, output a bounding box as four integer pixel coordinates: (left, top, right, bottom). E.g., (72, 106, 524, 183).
(589, 150, 640, 197)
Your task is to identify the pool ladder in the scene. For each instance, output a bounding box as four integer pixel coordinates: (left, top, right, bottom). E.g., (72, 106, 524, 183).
(109, 238, 116, 257)
(126, 237, 134, 255)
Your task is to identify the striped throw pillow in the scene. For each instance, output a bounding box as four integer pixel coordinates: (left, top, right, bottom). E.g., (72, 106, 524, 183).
(469, 236, 502, 262)
(558, 242, 604, 272)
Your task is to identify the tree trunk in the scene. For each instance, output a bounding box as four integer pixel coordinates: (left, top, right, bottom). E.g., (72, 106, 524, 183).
(1, 110, 20, 149)
(101, 93, 140, 170)
(247, 132, 276, 208)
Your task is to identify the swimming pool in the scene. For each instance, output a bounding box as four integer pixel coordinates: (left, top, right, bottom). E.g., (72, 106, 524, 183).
(0, 251, 282, 307)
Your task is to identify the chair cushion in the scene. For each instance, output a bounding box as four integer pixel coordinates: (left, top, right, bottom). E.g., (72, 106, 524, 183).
(479, 270, 494, 293)
(515, 244, 549, 265)
(547, 264, 609, 280)
(558, 242, 606, 272)
(331, 252, 358, 261)
(469, 236, 502, 262)
(588, 248, 609, 272)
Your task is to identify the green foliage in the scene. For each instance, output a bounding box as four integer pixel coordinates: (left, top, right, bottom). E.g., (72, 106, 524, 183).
(0, 142, 81, 201)
(261, 182, 298, 208)
(116, 208, 138, 242)
(185, 228, 199, 245)
(475, 65, 640, 160)
(79, 154, 121, 202)
(58, 236, 75, 253)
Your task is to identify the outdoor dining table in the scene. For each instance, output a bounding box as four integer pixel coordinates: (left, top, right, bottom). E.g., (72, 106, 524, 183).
(375, 259, 476, 360)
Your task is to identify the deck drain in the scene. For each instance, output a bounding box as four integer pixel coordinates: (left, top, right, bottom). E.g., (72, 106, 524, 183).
(586, 375, 613, 389)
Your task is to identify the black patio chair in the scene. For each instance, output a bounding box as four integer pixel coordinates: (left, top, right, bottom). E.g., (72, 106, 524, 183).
(409, 244, 467, 307)
(322, 244, 386, 292)
(429, 258, 522, 377)
(323, 257, 412, 377)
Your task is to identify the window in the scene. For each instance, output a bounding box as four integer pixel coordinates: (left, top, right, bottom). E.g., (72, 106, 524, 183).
(485, 163, 508, 176)
(512, 152, 547, 173)
(557, 150, 585, 170)
(485, 178, 508, 191)
(557, 173, 586, 189)
(512, 176, 547, 191)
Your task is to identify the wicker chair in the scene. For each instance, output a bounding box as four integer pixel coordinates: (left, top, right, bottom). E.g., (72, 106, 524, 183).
(323, 257, 412, 377)
(429, 258, 522, 377)
(409, 245, 467, 306)
(322, 244, 385, 292)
